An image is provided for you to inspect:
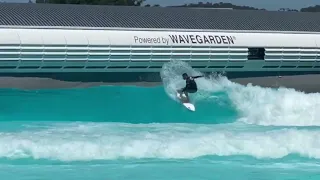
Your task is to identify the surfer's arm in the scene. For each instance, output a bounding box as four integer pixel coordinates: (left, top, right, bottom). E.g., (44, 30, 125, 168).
(192, 75, 204, 79)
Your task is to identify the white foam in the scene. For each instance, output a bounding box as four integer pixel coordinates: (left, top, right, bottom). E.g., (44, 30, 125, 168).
(1, 123, 320, 161)
(221, 80, 320, 126)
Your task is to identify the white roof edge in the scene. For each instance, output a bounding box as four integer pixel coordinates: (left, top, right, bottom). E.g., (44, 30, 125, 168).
(0, 25, 320, 35)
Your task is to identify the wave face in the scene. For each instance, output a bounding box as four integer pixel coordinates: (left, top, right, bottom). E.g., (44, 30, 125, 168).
(1, 60, 320, 180)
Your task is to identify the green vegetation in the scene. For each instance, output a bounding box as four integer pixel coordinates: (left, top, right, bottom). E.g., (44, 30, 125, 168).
(172, 2, 265, 10)
(171, 2, 319, 12)
(35, 0, 144, 6)
(34, 0, 320, 12)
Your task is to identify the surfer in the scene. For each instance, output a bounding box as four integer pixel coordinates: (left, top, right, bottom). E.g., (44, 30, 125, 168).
(177, 73, 204, 99)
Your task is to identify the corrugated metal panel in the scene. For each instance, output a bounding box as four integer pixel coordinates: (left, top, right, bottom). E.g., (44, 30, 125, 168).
(1, 3, 320, 32)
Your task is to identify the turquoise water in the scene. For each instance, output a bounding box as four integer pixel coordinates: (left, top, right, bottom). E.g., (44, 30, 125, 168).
(2, 61, 320, 180)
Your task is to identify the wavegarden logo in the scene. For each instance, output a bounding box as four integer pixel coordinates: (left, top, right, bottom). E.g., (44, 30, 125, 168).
(168, 34, 235, 45)
(132, 34, 236, 45)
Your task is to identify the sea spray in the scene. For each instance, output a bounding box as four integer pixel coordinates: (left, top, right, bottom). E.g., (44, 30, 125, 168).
(160, 60, 225, 103)
(160, 60, 195, 101)
(226, 82, 320, 126)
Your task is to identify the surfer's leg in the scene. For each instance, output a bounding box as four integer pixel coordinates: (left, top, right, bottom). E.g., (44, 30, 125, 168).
(183, 89, 191, 99)
(178, 88, 187, 97)
(179, 90, 187, 98)
(185, 92, 189, 99)
(177, 89, 184, 98)
(187, 88, 197, 94)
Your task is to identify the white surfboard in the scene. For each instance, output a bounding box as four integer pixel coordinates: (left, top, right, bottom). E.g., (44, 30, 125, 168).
(176, 92, 195, 112)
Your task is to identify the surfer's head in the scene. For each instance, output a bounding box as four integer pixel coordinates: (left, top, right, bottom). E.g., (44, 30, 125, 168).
(182, 73, 188, 80)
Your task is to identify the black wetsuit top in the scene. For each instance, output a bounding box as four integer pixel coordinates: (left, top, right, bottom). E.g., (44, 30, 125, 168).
(182, 76, 203, 92)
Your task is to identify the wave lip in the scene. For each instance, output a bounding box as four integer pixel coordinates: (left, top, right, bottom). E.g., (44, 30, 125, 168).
(0, 123, 320, 161)
(225, 81, 320, 127)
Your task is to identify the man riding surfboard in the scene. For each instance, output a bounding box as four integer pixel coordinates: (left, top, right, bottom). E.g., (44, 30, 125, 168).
(177, 73, 204, 99)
